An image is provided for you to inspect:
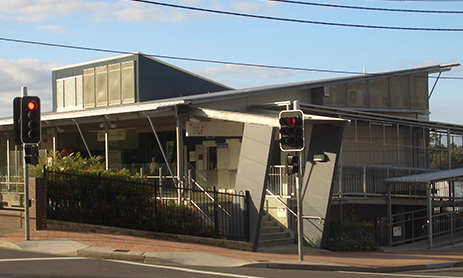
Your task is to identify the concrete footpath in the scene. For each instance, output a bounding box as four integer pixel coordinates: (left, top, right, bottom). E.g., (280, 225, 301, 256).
(1, 229, 463, 273)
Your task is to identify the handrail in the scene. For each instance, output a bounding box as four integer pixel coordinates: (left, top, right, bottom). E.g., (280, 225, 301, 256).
(266, 188, 324, 224)
(266, 188, 297, 217)
(189, 199, 215, 225)
(191, 178, 231, 217)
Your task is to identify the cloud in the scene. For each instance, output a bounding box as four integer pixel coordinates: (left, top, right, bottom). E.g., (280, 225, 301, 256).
(0, 58, 59, 118)
(195, 64, 293, 88)
(0, 0, 194, 23)
(229, 1, 279, 13)
(1, 0, 279, 24)
(1, 0, 96, 22)
(110, 2, 188, 23)
(36, 25, 66, 34)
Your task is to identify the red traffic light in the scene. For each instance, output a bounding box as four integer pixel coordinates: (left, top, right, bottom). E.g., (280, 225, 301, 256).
(27, 101, 38, 111)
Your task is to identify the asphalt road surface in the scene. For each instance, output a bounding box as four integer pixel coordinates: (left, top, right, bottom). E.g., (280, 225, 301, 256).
(1, 247, 463, 278)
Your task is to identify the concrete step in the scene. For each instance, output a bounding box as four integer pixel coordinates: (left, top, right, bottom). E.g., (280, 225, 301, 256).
(261, 220, 278, 227)
(259, 231, 292, 241)
(260, 226, 283, 234)
(258, 237, 295, 247)
(258, 213, 294, 248)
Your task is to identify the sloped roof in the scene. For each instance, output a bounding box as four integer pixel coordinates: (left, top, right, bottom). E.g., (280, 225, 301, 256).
(384, 168, 463, 184)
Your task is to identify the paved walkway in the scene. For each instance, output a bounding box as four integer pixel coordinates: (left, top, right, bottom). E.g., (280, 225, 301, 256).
(1, 229, 463, 272)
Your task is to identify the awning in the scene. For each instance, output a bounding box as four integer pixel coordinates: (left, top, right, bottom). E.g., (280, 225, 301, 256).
(384, 168, 463, 184)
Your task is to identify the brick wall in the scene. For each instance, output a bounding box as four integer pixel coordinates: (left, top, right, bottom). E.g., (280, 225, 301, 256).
(0, 177, 47, 231)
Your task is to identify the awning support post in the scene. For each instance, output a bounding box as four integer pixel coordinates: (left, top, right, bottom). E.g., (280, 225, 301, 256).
(143, 112, 177, 186)
(71, 119, 92, 158)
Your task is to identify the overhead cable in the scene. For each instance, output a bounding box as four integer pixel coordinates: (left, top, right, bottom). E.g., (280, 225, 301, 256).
(264, 0, 463, 14)
(0, 36, 462, 80)
(127, 0, 463, 31)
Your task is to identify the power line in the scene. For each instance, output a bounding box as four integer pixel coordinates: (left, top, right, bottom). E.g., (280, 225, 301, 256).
(0, 36, 462, 80)
(127, 0, 463, 31)
(381, 0, 463, 2)
(264, 0, 463, 14)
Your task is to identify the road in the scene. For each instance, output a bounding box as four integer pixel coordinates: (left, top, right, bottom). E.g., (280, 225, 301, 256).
(1, 247, 463, 278)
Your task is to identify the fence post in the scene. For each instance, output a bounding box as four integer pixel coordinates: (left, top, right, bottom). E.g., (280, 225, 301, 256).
(214, 187, 219, 239)
(245, 190, 250, 242)
(154, 176, 158, 216)
(187, 169, 192, 203)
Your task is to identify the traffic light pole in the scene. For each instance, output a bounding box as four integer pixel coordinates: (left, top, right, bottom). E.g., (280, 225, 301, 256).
(21, 86, 30, 241)
(296, 150, 303, 261)
(23, 144, 30, 241)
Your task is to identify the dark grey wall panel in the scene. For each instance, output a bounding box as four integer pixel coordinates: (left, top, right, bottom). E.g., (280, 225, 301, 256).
(301, 124, 344, 248)
(234, 123, 274, 251)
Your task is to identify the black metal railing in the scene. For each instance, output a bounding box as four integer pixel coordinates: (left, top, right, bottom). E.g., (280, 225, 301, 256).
(44, 169, 249, 241)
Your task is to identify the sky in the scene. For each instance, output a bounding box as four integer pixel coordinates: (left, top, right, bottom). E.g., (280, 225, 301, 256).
(0, 0, 462, 124)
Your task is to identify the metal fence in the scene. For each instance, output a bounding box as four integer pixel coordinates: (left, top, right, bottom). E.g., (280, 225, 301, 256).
(378, 208, 463, 246)
(0, 175, 25, 208)
(333, 164, 433, 197)
(44, 169, 249, 241)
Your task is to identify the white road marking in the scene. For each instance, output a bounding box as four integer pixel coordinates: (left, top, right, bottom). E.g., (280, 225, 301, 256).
(111, 260, 266, 278)
(0, 257, 87, 263)
(338, 270, 461, 278)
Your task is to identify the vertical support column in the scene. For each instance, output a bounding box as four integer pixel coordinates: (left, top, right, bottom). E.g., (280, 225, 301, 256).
(387, 183, 392, 246)
(52, 129, 57, 157)
(447, 129, 452, 169)
(176, 107, 184, 202)
(104, 124, 109, 171)
(354, 119, 359, 163)
(368, 121, 372, 163)
(427, 182, 433, 249)
(382, 122, 386, 164)
(397, 124, 400, 167)
(6, 133, 10, 189)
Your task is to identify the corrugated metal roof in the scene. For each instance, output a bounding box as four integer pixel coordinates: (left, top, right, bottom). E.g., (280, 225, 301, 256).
(185, 64, 458, 105)
(384, 168, 463, 184)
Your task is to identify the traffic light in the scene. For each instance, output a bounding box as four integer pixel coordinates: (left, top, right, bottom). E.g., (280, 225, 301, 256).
(279, 110, 304, 151)
(24, 145, 39, 165)
(286, 153, 299, 175)
(21, 96, 41, 144)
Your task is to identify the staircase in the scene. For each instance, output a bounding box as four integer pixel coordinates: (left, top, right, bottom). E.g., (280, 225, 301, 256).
(258, 213, 295, 247)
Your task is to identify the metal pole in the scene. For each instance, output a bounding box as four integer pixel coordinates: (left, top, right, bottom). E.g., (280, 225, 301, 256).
(21, 86, 30, 241)
(427, 183, 433, 249)
(297, 151, 303, 261)
(6, 133, 10, 190)
(104, 124, 109, 171)
(176, 107, 184, 202)
(143, 112, 176, 185)
(71, 119, 92, 158)
(23, 145, 30, 241)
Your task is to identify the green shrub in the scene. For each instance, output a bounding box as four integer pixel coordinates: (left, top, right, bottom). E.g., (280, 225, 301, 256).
(42, 152, 215, 238)
(324, 212, 376, 252)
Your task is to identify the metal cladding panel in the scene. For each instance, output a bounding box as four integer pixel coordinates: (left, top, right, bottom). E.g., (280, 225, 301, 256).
(108, 63, 121, 105)
(95, 65, 108, 107)
(121, 61, 135, 104)
(83, 68, 95, 108)
(234, 123, 275, 250)
(56, 79, 64, 109)
(64, 78, 76, 107)
(301, 124, 344, 248)
(76, 75, 83, 107)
